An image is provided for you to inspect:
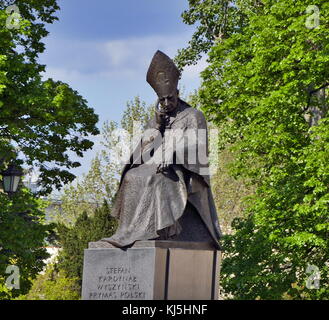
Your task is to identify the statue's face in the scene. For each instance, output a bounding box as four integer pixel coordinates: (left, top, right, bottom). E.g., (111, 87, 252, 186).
(158, 90, 178, 113)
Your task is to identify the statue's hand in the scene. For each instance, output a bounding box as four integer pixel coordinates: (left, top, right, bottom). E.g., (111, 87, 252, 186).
(156, 161, 172, 173)
(155, 110, 166, 131)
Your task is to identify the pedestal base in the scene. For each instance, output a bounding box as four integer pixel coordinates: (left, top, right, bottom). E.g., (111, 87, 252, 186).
(82, 241, 220, 300)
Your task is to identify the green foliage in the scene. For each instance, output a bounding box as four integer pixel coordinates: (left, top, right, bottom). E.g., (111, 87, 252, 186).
(0, 0, 99, 194)
(49, 155, 119, 226)
(56, 201, 117, 295)
(211, 146, 255, 235)
(174, 0, 261, 69)
(192, 0, 329, 299)
(17, 263, 80, 300)
(0, 189, 53, 299)
(121, 96, 154, 134)
(0, 0, 99, 300)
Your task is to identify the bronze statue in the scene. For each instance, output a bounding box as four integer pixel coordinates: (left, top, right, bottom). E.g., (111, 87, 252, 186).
(99, 51, 221, 249)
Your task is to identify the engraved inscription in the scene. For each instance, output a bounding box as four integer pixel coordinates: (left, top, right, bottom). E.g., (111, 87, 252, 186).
(88, 266, 146, 300)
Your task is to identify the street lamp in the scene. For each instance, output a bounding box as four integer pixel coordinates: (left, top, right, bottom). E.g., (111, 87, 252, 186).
(1, 164, 23, 196)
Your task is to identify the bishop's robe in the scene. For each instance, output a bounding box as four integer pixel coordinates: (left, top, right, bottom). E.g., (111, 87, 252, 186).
(102, 99, 221, 249)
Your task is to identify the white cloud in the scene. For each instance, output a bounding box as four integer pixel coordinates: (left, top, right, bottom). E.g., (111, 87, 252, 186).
(182, 55, 209, 80)
(43, 67, 83, 82)
(41, 32, 207, 84)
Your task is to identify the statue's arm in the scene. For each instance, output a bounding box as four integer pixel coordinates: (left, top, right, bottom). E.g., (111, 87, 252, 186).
(173, 109, 210, 186)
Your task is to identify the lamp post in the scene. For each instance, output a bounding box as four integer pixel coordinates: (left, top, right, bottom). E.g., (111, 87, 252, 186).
(1, 164, 23, 196)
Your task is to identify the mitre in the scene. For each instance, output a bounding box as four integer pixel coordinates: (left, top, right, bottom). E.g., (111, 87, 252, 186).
(146, 50, 181, 97)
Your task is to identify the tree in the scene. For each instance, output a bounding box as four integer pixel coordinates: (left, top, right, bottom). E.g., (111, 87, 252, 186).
(56, 201, 117, 295)
(0, 0, 98, 299)
(197, 0, 329, 299)
(211, 146, 255, 235)
(49, 154, 119, 226)
(16, 263, 80, 300)
(0, 0, 99, 195)
(121, 96, 154, 135)
(174, 0, 263, 69)
(0, 189, 53, 299)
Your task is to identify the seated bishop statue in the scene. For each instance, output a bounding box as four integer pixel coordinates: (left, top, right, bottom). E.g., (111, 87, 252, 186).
(97, 50, 222, 249)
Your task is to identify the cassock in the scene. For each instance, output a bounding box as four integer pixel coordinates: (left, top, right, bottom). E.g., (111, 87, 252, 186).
(101, 99, 222, 249)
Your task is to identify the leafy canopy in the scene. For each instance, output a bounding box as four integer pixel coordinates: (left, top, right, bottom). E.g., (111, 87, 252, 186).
(0, 0, 99, 195)
(181, 0, 329, 299)
(0, 190, 53, 299)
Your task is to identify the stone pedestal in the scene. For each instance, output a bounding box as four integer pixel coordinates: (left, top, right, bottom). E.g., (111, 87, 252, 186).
(82, 241, 220, 300)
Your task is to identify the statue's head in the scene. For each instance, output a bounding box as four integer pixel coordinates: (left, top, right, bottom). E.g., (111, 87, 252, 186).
(146, 50, 180, 113)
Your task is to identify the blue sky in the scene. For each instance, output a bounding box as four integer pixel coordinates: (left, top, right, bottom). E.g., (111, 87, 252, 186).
(37, 0, 207, 180)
